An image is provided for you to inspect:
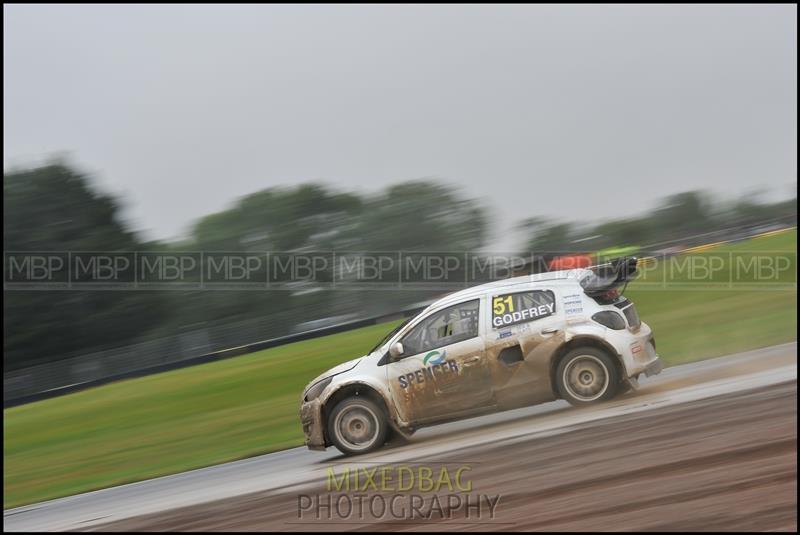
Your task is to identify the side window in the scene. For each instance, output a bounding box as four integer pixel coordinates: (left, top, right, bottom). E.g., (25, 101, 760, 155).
(401, 299, 480, 355)
(491, 290, 556, 329)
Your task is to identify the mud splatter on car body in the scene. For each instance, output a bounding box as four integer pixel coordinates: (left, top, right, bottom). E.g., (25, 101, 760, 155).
(300, 263, 662, 453)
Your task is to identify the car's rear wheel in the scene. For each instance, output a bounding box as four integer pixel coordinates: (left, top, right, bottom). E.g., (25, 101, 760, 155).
(328, 397, 388, 455)
(556, 347, 620, 406)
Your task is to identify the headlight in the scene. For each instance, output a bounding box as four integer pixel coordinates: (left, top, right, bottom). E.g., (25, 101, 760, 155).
(304, 377, 332, 402)
(592, 311, 626, 330)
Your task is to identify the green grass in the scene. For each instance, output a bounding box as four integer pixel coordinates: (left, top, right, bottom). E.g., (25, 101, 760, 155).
(3, 229, 797, 508)
(3, 321, 402, 508)
(628, 228, 797, 363)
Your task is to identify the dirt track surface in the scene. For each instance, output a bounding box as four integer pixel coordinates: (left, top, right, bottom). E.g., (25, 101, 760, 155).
(95, 381, 797, 532)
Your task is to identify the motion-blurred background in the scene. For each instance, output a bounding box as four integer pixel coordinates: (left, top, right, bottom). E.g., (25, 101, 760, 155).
(3, 4, 797, 510)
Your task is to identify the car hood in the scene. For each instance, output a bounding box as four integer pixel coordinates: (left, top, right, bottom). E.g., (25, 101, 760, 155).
(303, 356, 364, 394)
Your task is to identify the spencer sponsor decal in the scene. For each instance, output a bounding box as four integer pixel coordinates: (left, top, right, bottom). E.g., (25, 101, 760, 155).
(398, 357, 459, 389)
(422, 349, 447, 365)
(492, 291, 556, 328)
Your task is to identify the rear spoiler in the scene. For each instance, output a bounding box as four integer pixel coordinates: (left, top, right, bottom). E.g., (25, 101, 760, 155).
(580, 257, 638, 296)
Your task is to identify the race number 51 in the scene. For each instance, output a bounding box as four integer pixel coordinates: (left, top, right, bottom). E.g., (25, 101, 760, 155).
(493, 295, 514, 315)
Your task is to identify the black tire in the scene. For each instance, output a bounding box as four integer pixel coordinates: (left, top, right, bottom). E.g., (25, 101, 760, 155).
(327, 397, 388, 455)
(555, 347, 620, 406)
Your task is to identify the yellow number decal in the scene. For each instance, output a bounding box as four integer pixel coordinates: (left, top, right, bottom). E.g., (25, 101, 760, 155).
(493, 296, 505, 315)
(493, 295, 515, 315)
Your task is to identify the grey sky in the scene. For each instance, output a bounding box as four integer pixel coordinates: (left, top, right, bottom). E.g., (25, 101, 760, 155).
(4, 4, 797, 248)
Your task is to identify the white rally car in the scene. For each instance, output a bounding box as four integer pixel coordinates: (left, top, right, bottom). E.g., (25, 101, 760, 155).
(300, 258, 662, 455)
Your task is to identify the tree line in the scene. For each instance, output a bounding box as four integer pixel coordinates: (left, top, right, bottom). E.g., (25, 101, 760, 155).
(4, 162, 796, 369)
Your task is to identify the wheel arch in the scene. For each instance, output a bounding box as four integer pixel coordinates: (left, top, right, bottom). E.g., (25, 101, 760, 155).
(549, 335, 625, 399)
(320, 382, 393, 447)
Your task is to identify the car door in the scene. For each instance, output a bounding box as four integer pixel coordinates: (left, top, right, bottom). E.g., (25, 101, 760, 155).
(485, 288, 564, 409)
(386, 298, 494, 425)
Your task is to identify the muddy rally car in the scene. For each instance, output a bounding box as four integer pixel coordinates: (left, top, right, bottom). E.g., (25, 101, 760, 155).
(300, 258, 662, 455)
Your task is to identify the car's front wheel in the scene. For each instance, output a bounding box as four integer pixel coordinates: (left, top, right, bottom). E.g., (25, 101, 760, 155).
(556, 347, 620, 406)
(327, 397, 388, 455)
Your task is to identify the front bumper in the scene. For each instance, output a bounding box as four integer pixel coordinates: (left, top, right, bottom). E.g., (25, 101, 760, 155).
(300, 399, 327, 450)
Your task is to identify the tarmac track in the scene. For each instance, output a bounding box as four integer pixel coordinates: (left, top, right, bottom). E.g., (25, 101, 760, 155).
(4, 342, 797, 532)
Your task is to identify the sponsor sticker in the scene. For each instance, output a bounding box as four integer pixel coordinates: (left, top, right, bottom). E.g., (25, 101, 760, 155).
(492, 290, 556, 328)
(563, 293, 583, 316)
(397, 359, 459, 389)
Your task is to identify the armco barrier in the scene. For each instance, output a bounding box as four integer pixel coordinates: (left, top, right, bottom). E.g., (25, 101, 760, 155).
(3, 306, 426, 408)
(5, 221, 795, 408)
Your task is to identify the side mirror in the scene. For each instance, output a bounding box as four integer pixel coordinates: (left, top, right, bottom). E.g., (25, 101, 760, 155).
(389, 342, 404, 360)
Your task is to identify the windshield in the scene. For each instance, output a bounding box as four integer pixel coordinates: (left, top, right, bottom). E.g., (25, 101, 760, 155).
(367, 315, 416, 355)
